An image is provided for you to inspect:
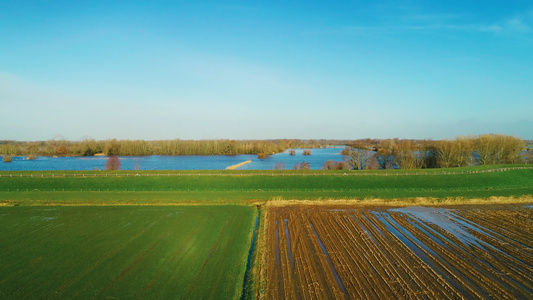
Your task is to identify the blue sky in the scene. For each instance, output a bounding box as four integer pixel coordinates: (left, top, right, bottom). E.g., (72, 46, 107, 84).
(1, 1, 532, 141)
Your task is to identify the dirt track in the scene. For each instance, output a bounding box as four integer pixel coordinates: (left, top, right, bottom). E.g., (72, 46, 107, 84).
(265, 204, 533, 299)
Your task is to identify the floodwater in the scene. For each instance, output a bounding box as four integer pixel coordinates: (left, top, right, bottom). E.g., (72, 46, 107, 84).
(0, 147, 345, 171)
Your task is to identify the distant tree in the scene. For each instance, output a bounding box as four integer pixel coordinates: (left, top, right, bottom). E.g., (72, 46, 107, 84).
(302, 149, 312, 155)
(473, 134, 525, 165)
(26, 142, 39, 157)
(342, 144, 372, 170)
(419, 140, 438, 168)
(221, 140, 238, 155)
(393, 140, 427, 169)
(105, 156, 121, 170)
(2, 155, 12, 163)
(257, 152, 268, 159)
(374, 139, 396, 169)
(374, 148, 394, 169)
(289, 150, 296, 155)
(104, 139, 121, 156)
(56, 146, 68, 156)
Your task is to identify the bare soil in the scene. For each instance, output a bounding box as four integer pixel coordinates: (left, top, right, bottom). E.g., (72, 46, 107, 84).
(265, 204, 533, 299)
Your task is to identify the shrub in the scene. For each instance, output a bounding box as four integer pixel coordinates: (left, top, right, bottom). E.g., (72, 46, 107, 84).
(322, 160, 350, 170)
(2, 155, 12, 163)
(302, 149, 312, 156)
(257, 153, 268, 159)
(293, 161, 311, 170)
(105, 156, 121, 170)
(289, 150, 296, 156)
(27, 154, 37, 160)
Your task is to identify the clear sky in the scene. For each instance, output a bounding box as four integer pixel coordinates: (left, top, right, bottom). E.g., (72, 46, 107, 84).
(1, 1, 532, 141)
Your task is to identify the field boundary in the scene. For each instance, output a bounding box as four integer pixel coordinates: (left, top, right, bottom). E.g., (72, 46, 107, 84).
(4, 184, 533, 193)
(1, 166, 532, 178)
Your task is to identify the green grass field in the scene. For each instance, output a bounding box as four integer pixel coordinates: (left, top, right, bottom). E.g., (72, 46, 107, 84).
(1, 165, 532, 299)
(1, 166, 532, 204)
(0, 205, 257, 299)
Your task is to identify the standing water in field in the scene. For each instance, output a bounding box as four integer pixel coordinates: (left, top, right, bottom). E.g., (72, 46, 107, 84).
(389, 207, 483, 248)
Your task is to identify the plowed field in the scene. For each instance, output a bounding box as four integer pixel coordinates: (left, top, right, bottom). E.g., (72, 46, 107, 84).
(266, 204, 533, 299)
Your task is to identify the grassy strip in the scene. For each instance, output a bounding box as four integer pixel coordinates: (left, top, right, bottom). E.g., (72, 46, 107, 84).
(1, 168, 532, 194)
(0, 186, 532, 207)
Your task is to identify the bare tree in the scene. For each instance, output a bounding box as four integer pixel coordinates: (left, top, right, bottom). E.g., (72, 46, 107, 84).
(105, 156, 121, 170)
(473, 134, 525, 165)
(342, 143, 372, 170)
(374, 139, 396, 169)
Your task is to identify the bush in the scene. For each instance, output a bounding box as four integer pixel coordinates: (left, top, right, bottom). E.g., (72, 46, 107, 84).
(289, 150, 296, 156)
(293, 161, 311, 170)
(302, 149, 312, 156)
(322, 160, 350, 170)
(2, 155, 12, 163)
(105, 156, 121, 170)
(257, 153, 268, 159)
(27, 154, 37, 160)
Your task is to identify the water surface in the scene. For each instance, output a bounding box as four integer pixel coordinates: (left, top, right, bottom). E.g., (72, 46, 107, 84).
(0, 147, 345, 171)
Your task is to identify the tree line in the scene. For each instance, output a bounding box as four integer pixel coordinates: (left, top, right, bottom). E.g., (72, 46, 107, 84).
(337, 134, 530, 170)
(1, 134, 530, 169)
(0, 139, 329, 157)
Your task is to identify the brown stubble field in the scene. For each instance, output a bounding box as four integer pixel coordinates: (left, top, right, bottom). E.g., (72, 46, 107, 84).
(264, 204, 533, 299)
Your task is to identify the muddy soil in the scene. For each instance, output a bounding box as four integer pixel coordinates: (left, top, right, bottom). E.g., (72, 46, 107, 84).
(266, 204, 533, 299)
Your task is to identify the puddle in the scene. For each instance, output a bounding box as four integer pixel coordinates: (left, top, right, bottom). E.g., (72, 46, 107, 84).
(373, 212, 436, 265)
(390, 207, 482, 248)
(375, 211, 479, 295)
(309, 220, 348, 297)
(448, 212, 533, 261)
(388, 206, 533, 290)
(284, 219, 294, 268)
